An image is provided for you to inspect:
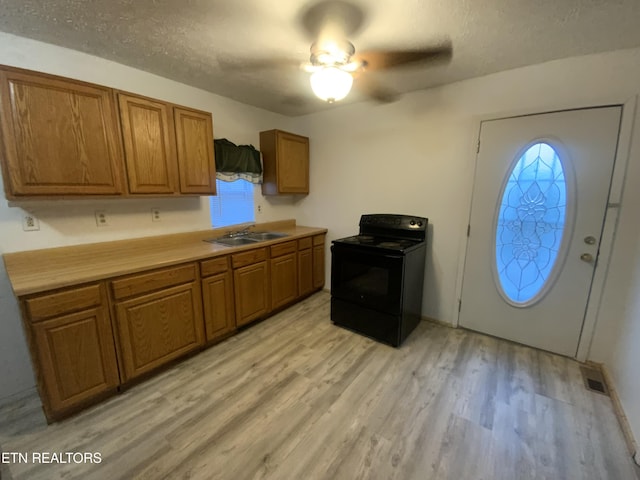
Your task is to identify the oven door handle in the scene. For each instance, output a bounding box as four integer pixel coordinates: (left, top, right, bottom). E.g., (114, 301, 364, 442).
(332, 246, 404, 261)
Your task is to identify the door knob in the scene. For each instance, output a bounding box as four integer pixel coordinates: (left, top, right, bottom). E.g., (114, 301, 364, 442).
(584, 236, 597, 245)
(580, 253, 594, 263)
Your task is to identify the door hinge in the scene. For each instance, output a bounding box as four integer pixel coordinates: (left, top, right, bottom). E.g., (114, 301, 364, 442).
(467, 224, 471, 237)
(458, 299, 462, 312)
(476, 138, 481, 154)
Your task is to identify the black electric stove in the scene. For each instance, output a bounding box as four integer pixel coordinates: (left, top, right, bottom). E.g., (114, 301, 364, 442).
(330, 214, 428, 347)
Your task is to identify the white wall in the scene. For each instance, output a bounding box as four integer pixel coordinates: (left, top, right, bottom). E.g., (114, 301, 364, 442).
(295, 47, 640, 448)
(599, 111, 640, 446)
(0, 33, 305, 402)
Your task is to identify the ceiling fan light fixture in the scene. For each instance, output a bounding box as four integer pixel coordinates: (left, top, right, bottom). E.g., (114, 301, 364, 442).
(310, 66, 353, 102)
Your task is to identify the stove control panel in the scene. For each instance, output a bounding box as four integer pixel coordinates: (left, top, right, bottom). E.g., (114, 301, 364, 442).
(360, 214, 428, 232)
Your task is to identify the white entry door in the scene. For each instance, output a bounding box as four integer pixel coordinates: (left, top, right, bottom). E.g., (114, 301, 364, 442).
(459, 107, 621, 356)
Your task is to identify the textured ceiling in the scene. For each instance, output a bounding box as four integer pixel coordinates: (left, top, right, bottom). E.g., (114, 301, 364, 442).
(1, 0, 640, 116)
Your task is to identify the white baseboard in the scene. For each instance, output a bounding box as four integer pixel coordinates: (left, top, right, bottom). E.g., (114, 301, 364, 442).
(594, 362, 638, 462)
(421, 316, 455, 328)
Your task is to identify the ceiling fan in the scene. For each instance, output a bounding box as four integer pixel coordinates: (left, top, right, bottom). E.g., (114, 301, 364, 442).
(294, 0, 452, 104)
(222, 1, 452, 105)
(303, 36, 452, 103)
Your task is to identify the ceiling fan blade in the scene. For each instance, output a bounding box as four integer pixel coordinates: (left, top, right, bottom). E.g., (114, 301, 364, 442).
(355, 42, 453, 71)
(300, 0, 365, 41)
(355, 75, 399, 103)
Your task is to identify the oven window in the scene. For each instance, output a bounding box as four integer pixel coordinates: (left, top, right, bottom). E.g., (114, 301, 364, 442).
(331, 246, 404, 316)
(343, 263, 389, 296)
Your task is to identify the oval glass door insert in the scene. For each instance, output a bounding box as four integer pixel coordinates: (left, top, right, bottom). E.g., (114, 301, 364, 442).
(494, 142, 569, 305)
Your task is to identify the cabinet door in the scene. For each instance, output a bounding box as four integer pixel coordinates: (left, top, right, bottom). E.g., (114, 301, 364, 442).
(174, 107, 216, 194)
(118, 93, 178, 194)
(271, 252, 298, 310)
(298, 248, 313, 298)
(234, 261, 269, 327)
(313, 244, 325, 290)
(202, 271, 236, 342)
(260, 130, 309, 195)
(31, 307, 119, 416)
(0, 68, 123, 197)
(114, 282, 204, 381)
(277, 131, 309, 193)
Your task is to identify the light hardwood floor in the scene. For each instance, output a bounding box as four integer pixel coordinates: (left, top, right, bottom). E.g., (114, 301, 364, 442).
(1, 292, 638, 480)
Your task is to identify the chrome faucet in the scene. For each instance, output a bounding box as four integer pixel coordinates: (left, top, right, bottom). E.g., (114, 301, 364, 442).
(225, 224, 255, 238)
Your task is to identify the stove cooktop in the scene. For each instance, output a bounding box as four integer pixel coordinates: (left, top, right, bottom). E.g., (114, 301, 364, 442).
(332, 234, 423, 253)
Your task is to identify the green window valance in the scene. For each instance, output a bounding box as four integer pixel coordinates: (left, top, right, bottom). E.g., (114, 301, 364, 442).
(214, 138, 262, 183)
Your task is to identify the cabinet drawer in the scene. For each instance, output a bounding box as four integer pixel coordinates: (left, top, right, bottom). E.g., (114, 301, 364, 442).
(201, 256, 229, 277)
(270, 241, 297, 258)
(25, 284, 103, 322)
(313, 234, 325, 246)
(297, 237, 312, 250)
(232, 248, 267, 269)
(111, 264, 197, 300)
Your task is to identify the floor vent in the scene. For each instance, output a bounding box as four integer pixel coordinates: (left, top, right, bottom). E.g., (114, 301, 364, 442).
(580, 366, 609, 396)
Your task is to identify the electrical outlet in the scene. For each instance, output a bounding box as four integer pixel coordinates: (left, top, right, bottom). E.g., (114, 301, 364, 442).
(151, 208, 161, 222)
(257, 204, 262, 214)
(22, 213, 40, 231)
(95, 210, 109, 227)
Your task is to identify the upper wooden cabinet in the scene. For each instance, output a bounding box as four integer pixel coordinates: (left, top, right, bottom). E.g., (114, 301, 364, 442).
(260, 129, 309, 195)
(118, 93, 216, 196)
(0, 66, 124, 198)
(174, 107, 216, 194)
(0, 65, 216, 199)
(118, 93, 178, 194)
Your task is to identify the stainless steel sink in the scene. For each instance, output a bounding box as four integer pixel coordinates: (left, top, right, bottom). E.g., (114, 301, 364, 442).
(246, 232, 289, 241)
(204, 231, 288, 247)
(204, 237, 260, 247)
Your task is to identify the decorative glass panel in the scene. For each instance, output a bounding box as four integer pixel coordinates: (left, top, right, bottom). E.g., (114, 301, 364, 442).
(495, 142, 567, 304)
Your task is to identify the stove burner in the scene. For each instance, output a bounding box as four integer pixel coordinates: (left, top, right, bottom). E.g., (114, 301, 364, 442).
(378, 241, 401, 248)
(336, 235, 419, 251)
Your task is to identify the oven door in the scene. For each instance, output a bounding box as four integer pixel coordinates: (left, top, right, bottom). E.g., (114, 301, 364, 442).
(331, 244, 404, 315)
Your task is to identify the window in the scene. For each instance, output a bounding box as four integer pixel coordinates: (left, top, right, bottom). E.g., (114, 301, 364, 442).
(494, 142, 569, 305)
(210, 179, 255, 228)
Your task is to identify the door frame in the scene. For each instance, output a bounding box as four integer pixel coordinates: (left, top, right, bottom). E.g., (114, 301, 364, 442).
(453, 96, 637, 361)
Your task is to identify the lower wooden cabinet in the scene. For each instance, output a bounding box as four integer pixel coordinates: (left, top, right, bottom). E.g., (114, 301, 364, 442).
(233, 261, 269, 327)
(298, 247, 314, 298)
(271, 252, 298, 310)
(202, 270, 236, 342)
(16, 231, 326, 422)
(313, 234, 326, 290)
(23, 283, 119, 421)
(270, 240, 298, 310)
(111, 264, 204, 382)
(200, 256, 235, 342)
